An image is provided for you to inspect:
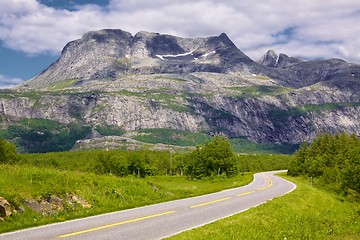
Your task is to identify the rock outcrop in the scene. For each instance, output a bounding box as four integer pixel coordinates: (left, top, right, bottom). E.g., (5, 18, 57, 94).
(258, 50, 359, 88)
(24, 194, 91, 216)
(0, 197, 11, 218)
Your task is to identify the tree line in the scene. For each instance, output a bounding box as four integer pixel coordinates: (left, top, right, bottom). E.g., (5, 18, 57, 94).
(95, 136, 238, 178)
(1, 135, 290, 180)
(95, 136, 289, 179)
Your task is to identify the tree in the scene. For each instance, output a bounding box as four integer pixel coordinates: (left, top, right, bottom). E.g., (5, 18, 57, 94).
(0, 139, 18, 164)
(184, 136, 238, 179)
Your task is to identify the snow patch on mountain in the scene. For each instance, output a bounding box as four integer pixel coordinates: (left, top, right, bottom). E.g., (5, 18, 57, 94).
(156, 51, 194, 61)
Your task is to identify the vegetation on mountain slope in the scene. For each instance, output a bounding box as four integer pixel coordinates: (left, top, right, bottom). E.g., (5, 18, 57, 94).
(0, 118, 91, 153)
(0, 118, 298, 154)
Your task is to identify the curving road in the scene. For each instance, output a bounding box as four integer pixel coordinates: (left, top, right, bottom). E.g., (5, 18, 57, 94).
(0, 171, 296, 240)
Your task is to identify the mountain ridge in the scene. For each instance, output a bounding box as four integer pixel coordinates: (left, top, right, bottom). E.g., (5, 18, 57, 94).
(20, 29, 258, 89)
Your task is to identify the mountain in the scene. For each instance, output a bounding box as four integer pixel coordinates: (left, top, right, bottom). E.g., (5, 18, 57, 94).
(1, 29, 359, 152)
(20, 29, 257, 89)
(258, 49, 360, 88)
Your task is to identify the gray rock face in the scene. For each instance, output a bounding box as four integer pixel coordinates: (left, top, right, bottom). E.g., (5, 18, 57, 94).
(277, 53, 302, 67)
(24, 195, 91, 216)
(258, 50, 279, 67)
(272, 58, 358, 88)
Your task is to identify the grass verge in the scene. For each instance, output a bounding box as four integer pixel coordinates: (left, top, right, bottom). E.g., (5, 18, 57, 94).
(167, 173, 360, 240)
(0, 164, 252, 234)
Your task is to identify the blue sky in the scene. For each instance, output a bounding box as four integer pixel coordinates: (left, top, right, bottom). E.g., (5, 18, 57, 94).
(38, 0, 109, 10)
(1, 0, 360, 88)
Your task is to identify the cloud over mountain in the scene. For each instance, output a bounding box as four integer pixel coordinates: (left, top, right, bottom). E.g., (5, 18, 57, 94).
(0, 74, 24, 88)
(0, 0, 360, 63)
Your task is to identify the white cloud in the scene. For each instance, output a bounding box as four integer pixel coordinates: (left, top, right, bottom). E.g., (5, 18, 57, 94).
(0, 74, 24, 88)
(0, 0, 359, 63)
(0, 0, 40, 15)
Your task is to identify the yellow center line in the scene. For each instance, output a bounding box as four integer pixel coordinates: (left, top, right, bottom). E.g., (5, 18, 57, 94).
(58, 211, 176, 238)
(257, 174, 273, 191)
(237, 190, 256, 196)
(190, 197, 232, 209)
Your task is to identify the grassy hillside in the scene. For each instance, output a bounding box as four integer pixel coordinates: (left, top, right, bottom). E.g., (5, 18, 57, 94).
(167, 174, 360, 240)
(0, 118, 92, 153)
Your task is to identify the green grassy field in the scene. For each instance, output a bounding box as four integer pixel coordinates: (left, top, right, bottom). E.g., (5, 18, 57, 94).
(0, 164, 253, 233)
(167, 173, 360, 240)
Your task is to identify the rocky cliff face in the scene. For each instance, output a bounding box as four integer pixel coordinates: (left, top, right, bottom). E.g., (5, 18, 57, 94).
(3, 29, 359, 146)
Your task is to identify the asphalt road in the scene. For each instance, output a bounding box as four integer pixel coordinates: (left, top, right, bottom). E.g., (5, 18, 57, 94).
(0, 171, 296, 240)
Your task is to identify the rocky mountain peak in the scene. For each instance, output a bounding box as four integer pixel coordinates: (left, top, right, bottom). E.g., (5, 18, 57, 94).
(258, 49, 278, 67)
(81, 29, 132, 43)
(21, 29, 256, 89)
(214, 33, 234, 47)
(258, 50, 302, 68)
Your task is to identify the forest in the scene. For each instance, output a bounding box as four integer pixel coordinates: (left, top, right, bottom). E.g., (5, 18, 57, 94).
(288, 132, 359, 201)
